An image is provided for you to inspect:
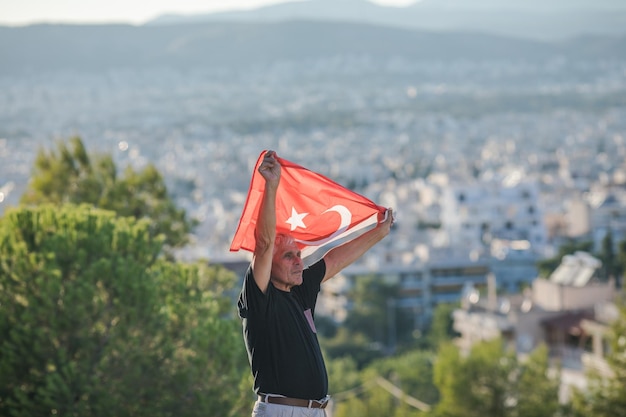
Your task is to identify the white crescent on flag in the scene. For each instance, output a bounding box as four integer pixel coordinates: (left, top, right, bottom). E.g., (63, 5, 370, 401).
(295, 205, 352, 245)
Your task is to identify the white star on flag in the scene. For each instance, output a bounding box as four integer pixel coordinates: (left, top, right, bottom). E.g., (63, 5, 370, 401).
(285, 207, 308, 231)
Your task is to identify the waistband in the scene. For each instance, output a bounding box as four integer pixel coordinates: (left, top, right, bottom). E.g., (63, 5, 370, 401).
(258, 394, 330, 409)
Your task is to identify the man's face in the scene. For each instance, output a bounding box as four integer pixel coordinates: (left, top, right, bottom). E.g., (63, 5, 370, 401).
(270, 239, 304, 291)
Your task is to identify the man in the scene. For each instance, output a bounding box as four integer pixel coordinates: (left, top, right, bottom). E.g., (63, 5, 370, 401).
(237, 150, 393, 416)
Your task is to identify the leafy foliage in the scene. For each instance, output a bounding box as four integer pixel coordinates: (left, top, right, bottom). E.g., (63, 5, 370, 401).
(426, 303, 459, 349)
(513, 344, 561, 417)
(433, 339, 560, 417)
(0, 204, 247, 417)
(20, 136, 195, 251)
(536, 240, 593, 278)
(329, 351, 436, 417)
(368, 350, 439, 407)
(322, 275, 416, 367)
(571, 300, 626, 417)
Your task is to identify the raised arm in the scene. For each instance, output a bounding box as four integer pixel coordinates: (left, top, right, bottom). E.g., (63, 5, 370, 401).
(322, 208, 394, 282)
(252, 150, 281, 293)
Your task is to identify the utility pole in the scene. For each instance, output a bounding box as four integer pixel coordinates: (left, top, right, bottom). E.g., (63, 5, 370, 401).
(387, 297, 396, 355)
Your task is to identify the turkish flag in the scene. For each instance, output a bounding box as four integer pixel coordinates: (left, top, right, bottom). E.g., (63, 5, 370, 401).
(230, 151, 388, 267)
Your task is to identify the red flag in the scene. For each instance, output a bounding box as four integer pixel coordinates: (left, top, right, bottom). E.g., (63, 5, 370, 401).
(230, 151, 387, 266)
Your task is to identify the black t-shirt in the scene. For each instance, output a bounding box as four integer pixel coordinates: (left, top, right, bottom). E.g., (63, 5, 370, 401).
(237, 260, 328, 400)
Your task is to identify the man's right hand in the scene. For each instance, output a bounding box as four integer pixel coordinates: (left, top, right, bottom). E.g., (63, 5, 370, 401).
(258, 150, 281, 187)
(253, 150, 281, 293)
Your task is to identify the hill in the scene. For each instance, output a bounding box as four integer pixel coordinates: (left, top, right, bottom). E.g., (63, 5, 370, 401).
(0, 20, 624, 75)
(146, 0, 626, 41)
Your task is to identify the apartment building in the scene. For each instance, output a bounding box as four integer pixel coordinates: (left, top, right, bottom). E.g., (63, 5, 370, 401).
(588, 189, 626, 253)
(452, 251, 616, 402)
(440, 178, 547, 253)
(317, 246, 490, 331)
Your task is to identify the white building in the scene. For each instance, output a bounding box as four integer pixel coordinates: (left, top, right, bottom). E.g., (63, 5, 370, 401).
(452, 251, 616, 403)
(440, 178, 547, 252)
(317, 246, 490, 331)
(489, 238, 539, 293)
(588, 189, 626, 253)
(438, 177, 547, 292)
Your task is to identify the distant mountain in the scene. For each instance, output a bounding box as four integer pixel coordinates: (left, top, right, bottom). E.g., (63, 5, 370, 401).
(147, 0, 626, 41)
(415, 0, 626, 11)
(0, 20, 624, 75)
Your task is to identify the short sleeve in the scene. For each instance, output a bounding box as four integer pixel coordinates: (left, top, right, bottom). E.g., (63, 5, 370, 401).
(237, 265, 268, 319)
(292, 259, 326, 313)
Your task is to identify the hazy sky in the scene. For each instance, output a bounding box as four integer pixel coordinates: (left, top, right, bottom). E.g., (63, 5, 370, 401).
(0, 0, 419, 26)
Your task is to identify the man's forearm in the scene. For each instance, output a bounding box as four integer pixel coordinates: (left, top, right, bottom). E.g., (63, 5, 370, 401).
(322, 214, 392, 281)
(255, 182, 278, 253)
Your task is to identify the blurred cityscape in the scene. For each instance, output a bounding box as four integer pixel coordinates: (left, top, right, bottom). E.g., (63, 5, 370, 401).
(2, 1, 626, 405)
(1, 56, 625, 265)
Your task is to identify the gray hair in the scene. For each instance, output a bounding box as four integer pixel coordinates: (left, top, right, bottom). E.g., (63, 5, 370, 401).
(274, 233, 296, 249)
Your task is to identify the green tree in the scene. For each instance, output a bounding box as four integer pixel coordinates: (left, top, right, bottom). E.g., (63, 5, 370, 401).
(599, 231, 618, 281)
(426, 302, 459, 349)
(536, 240, 593, 278)
(331, 351, 436, 417)
(369, 350, 439, 407)
(326, 356, 361, 395)
(513, 344, 560, 417)
(434, 339, 560, 417)
(617, 239, 626, 288)
(20, 136, 195, 250)
(0, 204, 247, 417)
(343, 275, 399, 347)
(434, 340, 515, 417)
(322, 276, 418, 368)
(343, 276, 414, 355)
(571, 300, 626, 417)
(322, 275, 399, 367)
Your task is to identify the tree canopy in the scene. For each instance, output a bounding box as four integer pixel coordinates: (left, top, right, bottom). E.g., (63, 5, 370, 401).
(536, 240, 593, 278)
(433, 339, 560, 417)
(20, 136, 195, 251)
(0, 204, 248, 417)
(572, 300, 626, 417)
